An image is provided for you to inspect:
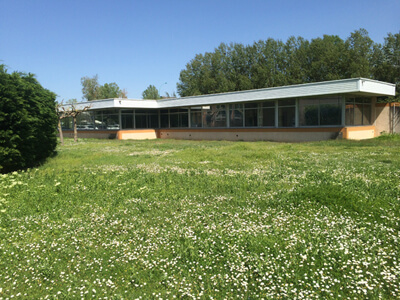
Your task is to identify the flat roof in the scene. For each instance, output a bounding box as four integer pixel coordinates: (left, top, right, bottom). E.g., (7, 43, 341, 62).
(64, 78, 396, 111)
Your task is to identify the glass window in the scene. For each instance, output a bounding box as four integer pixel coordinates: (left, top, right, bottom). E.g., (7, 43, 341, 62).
(262, 101, 275, 108)
(262, 108, 275, 127)
(61, 117, 73, 130)
(261, 101, 275, 127)
(101, 110, 119, 130)
(180, 110, 189, 127)
(190, 107, 202, 128)
(170, 108, 188, 128)
(77, 111, 95, 130)
(203, 105, 227, 127)
(278, 99, 295, 127)
(299, 99, 319, 126)
(345, 98, 371, 126)
(229, 104, 243, 127)
(345, 99, 354, 125)
(245, 103, 258, 109)
(148, 113, 159, 128)
(94, 111, 105, 130)
(320, 98, 341, 126)
(121, 110, 134, 129)
(245, 106, 258, 127)
(299, 97, 342, 126)
(160, 109, 169, 128)
(135, 114, 147, 128)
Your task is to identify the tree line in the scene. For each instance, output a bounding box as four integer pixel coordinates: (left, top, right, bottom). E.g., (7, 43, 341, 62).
(177, 29, 400, 100)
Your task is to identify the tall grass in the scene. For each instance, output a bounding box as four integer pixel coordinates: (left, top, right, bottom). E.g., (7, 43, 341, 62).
(0, 137, 399, 299)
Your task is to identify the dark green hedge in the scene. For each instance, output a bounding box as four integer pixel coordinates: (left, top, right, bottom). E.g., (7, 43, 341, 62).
(0, 65, 58, 173)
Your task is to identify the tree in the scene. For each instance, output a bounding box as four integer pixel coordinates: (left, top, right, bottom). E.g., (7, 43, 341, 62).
(0, 65, 58, 173)
(373, 32, 400, 99)
(81, 75, 127, 100)
(98, 83, 126, 99)
(56, 101, 66, 146)
(142, 85, 160, 99)
(66, 98, 78, 104)
(307, 35, 347, 82)
(81, 75, 100, 101)
(176, 29, 388, 97)
(67, 104, 91, 142)
(345, 28, 375, 78)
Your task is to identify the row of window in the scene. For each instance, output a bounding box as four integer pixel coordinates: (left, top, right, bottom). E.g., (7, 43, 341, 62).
(61, 97, 372, 130)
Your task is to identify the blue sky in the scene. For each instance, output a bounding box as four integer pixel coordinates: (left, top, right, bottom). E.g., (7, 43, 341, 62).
(1, 0, 399, 101)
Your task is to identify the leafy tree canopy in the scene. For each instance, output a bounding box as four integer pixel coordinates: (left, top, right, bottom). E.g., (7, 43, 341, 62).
(177, 29, 400, 101)
(142, 85, 160, 99)
(0, 65, 58, 173)
(81, 75, 127, 100)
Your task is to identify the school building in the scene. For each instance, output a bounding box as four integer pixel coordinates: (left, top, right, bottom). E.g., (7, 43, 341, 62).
(60, 78, 398, 142)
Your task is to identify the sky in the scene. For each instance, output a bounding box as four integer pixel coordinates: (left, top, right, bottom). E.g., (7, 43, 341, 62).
(1, 0, 399, 101)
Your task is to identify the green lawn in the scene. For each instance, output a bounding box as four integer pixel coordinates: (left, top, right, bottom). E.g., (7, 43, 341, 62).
(1, 136, 400, 299)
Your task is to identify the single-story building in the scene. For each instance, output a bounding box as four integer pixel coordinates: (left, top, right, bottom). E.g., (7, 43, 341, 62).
(60, 78, 398, 142)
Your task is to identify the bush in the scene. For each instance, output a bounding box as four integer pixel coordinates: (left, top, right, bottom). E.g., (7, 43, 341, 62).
(0, 65, 58, 173)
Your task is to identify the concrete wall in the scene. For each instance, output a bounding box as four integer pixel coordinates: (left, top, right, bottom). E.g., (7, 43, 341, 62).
(62, 130, 118, 139)
(375, 104, 391, 135)
(158, 128, 343, 142)
(117, 130, 157, 140)
(343, 126, 375, 140)
(374, 103, 400, 135)
(61, 126, 382, 142)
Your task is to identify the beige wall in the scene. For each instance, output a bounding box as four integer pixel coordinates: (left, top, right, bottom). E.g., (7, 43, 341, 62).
(374, 103, 400, 135)
(375, 104, 391, 135)
(118, 130, 157, 140)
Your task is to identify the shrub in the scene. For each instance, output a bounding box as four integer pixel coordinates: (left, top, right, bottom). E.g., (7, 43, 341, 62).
(0, 65, 58, 173)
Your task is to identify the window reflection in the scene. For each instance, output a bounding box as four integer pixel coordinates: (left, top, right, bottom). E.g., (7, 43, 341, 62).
(203, 105, 227, 127)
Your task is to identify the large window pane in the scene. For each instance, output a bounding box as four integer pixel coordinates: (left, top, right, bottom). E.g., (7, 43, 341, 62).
(203, 105, 227, 127)
(160, 110, 169, 128)
(61, 117, 73, 129)
(278, 107, 295, 127)
(77, 111, 94, 130)
(345, 100, 354, 125)
(190, 108, 202, 128)
(170, 109, 188, 128)
(362, 104, 371, 125)
(299, 99, 318, 126)
(300, 97, 342, 126)
(170, 113, 179, 127)
(229, 104, 243, 127)
(245, 108, 258, 127)
(262, 108, 275, 127)
(121, 110, 134, 129)
(148, 114, 159, 128)
(94, 111, 105, 130)
(135, 114, 147, 128)
(261, 101, 275, 127)
(320, 99, 341, 126)
(278, 99, 295, 127)
(345, 98, 371, 126)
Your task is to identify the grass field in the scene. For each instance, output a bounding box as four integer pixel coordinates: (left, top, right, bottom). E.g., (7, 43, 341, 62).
(1, 136, 400, 299)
